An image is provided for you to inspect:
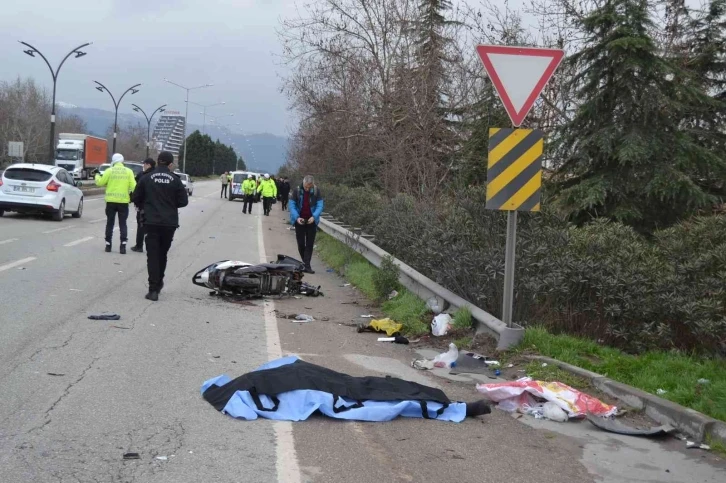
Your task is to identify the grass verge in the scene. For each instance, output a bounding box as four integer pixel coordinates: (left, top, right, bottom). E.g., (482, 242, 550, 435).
(315, 232, 429, 335)
(520, 327, 726, 422)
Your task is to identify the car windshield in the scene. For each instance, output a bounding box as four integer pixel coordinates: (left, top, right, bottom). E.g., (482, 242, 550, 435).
(233, 174, 244, 182)
(3, 168, 52, 182)
(56, 149, 79, 160)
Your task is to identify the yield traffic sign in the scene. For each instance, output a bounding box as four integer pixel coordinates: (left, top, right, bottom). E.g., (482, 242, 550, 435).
(476, 45, 564, 127)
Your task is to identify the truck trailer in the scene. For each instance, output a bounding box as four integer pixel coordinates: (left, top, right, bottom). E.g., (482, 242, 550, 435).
(55, 133, 108, 180)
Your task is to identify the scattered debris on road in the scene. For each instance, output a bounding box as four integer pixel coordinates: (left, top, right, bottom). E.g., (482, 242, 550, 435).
(155, 456, 168, 461)
(377, 336, 409, 344)
(123, 453, 140, 460)
(477, 377, 618, 419)
(431, 314, 452, 336)
(357, 318, 402, 336)
(687, 441, 711, 450)
(88, 314, 121, 321)
(586, 415, 675, 437)
(202, 356, 491, 423)
(47, 372, 65, 377)
(294, 314, 315, 323)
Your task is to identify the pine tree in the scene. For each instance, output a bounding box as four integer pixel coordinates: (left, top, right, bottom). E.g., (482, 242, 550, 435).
(554, 0, 726, 229)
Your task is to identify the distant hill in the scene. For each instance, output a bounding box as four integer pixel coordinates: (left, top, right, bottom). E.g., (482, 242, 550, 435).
(57, 104, 289, 174)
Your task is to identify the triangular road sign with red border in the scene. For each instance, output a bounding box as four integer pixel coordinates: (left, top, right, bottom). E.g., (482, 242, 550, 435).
(476, 45, 565, 127)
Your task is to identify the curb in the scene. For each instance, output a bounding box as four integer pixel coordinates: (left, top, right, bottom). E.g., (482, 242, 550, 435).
(527, 355, 726, 445)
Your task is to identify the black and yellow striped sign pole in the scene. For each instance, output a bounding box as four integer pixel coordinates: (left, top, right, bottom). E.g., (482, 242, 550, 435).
(486, 128, 544, 327)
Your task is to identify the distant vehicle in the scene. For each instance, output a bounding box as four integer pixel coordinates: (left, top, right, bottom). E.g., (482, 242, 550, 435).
(55, 133, 108, 180)
(98, 163, 111, 175)
(229, 171, 257, 201)
(176, 172, 194, 196)
(0, 163, 84, 221)
(125, 162, 144, 178)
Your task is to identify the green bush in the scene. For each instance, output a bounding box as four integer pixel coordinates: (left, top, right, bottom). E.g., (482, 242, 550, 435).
(323, 185, 726, 354)
(452, 307, 473, 330)
(373, 255, 401, 300)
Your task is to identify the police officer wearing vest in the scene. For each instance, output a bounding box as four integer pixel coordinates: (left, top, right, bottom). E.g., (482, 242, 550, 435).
(132, 151, 189, 301)
(257, 173, 278, 216)
(241, 174, 256, 214)
(95, 153, 136, 254)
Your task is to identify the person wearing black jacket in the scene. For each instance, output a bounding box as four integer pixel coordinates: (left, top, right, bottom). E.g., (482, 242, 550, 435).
(132, 151, 189, 301)
(130, 158, 156, 253)
(279, 178, 291, 211)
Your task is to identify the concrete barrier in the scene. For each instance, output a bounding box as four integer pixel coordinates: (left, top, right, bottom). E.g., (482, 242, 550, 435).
(318, 216, 525, 350)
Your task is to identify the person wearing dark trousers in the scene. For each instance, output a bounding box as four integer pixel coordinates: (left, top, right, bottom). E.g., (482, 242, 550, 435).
(130, 158, 156, 253)
(95, 153, 136, 254)
(241, 174, 256, 214)
(132, 151, 189, 301)
(280, 178, 291, 211)
(289, 175, 324, 274)
(220, 171, 229, 198)
(257, 173, 278, 216)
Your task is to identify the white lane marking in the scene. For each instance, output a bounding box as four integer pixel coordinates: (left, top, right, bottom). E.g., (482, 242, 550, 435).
(83, 198, 103, 202)
(64, 236, 94, 247)
(258, 215, 302, 483)
(89, 218, 106, 224)
(203, 191, 218, 198)
(0, 257, 37, 273)
(0, 238, 18, 245)
(43, 226, 75, 234)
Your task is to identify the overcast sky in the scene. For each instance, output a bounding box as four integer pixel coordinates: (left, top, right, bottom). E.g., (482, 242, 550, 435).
(0, 0, 296, 136)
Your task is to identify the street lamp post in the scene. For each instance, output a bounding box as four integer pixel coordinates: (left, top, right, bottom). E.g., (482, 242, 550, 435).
(208, 117, 237, 175)
(19, 41, 91, 159)
(163, 79, 213, 174)
(131, 104, 167, 158)
(93, 81, 141, 153)
(189, 101, 225, 134)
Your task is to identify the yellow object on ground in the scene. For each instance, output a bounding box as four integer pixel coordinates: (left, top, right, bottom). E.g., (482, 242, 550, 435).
(370, 318, 403, 336)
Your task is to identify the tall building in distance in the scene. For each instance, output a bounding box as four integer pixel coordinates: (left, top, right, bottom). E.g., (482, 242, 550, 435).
(151, 110, 186, 158)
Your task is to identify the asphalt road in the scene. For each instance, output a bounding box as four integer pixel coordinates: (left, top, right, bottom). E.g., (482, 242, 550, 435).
(0, 179, 724, 483)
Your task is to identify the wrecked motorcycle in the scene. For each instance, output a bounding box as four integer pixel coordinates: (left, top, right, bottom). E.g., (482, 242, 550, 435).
(192, 254, 323, 298)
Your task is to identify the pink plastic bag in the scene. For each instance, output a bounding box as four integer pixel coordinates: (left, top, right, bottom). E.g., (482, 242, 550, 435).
(476, 377, 617, 418)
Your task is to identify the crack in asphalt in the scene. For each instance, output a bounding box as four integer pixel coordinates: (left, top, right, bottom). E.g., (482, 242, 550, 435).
(27, 357, 100, 435)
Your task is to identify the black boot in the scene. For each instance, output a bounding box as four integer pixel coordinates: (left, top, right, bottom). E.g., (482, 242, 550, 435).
(145, 291, 159, 302)
(120, 244, 126, 255)
(465, 400, 492, 418)
(105, 243, 112, 253)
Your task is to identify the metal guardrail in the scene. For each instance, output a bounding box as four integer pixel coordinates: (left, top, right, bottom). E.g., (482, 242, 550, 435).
(318, 215, 525, 350)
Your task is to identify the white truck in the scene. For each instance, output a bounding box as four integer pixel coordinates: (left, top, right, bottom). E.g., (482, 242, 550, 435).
(55, 133, 108, 180)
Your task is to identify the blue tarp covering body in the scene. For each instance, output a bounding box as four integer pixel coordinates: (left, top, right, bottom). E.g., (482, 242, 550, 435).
(201, 356, 467, 423)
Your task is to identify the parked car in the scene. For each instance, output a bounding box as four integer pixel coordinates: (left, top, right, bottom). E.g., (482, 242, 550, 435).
(96, 163, 111, 176)
(0, 164, 84, 221)
(176, 172, 194, 196)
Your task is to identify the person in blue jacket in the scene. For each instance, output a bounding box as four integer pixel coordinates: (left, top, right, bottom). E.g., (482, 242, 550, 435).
(289, 175, 324, 274)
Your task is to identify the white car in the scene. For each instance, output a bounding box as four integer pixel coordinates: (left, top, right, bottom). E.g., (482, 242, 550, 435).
(0, 163, 84, 221)
(176, 172, 194, 196)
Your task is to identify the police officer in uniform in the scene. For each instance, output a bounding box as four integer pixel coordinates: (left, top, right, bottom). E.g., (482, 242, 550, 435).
(132, 151, 189, 301)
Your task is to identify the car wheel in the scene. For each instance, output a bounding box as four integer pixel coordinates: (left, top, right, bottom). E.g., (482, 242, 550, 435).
(72, 198, 83, 218)
(53, 200, 65, 222)
(188, 190, 193, 196)
(0, 210, 3, 217)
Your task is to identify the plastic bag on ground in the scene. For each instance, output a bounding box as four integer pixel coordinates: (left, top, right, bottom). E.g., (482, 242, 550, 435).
(432, 343, 458, 368)
(369, 318, 403, 336)
(476, 377, 617, 419)
(294, 314, 315, 323)
(431, 314, 452, 337)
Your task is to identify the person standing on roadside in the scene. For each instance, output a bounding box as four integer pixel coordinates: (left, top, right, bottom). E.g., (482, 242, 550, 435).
(133, 151, 189, 301)
(280, 177, 291, 211)
(257, 173, 278, 216)
(241, 174, 256, 214)
(289, 175, 324, 273)
(95, 153, 136, 254)
(130, 158, 156, 253)
(220, 171, 229, 198)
